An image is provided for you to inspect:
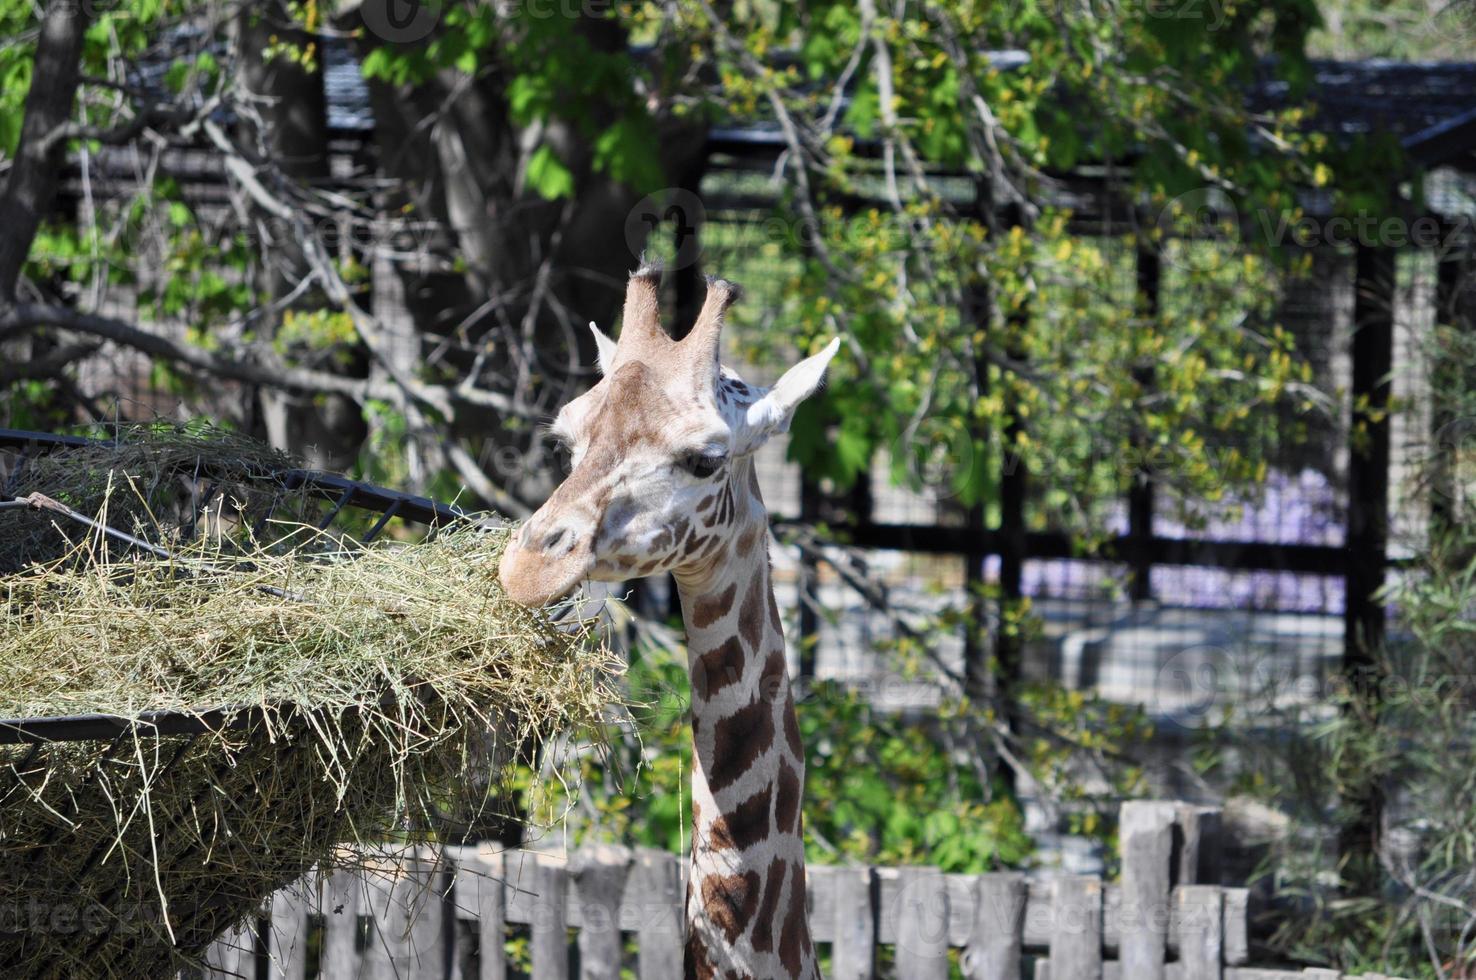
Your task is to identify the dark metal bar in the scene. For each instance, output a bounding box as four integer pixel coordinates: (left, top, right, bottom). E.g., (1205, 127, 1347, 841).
(796, 475, 823, 680)
(1130, 226, 1161, 602)
(962, 177, 995, 700)
(250, 469, 299, 540)
(996, 197, 1032, 727)
(316, 485, 356, 530)
(770, 518, 1359, 575)
(0, 429, 469, 530)
(9, 491, 181, 562)
(1340, 240, 1396, 890)
(361, 497, 402, 544)
(1346, 244, 1394, 669)
(0, 704, 268, 746)
(180, 481, 220, 542)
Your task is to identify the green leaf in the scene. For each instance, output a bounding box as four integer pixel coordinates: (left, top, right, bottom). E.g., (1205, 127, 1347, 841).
(592, 117, 663, 193)
(526, 145, 575, 200)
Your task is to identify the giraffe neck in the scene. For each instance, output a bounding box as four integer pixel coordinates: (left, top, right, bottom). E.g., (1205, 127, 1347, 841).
(673, 459, 817, 980)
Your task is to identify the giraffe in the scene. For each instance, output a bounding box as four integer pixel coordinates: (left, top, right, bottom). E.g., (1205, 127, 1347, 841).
(498, 266, 838, 979)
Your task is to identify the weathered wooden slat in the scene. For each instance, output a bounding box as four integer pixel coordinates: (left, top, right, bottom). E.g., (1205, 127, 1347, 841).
(531, 856, 570, 980)
(961, 873, 1026, 980)
(267, 881, 311, 980)
(202, 920, 257, 980)
(825, 865, 876, 980)
(361, 855, 446, 980)
(1048, 875, 1102, 980)
(572, 845, 631, 980)
(1176, 885, 1222, 980)
(319, 869, 362, 980)
(894, 866, 949, 980)
(1224, 972, 1402, 980)
(469, 851, 506, 980)
(872, 873, 1214, 953)
(633, 847, 683, 980)
(1222, 888, 1249, 965)
(1121, 801, 1176, 980)
(445, 850, 1242, 960)
(359, 870, 400, 980)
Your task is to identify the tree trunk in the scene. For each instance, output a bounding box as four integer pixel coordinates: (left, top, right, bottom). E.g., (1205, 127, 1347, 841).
(0, 3, 92, 303)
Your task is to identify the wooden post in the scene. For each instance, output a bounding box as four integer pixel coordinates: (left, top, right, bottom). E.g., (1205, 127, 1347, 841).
(1049, 875, 1102, 980)
(361, 856, 445, 980)
(319, 869, 362, 980)
(1221, 888, 1250, 966)
(1175, 886, 1223, 980)
(633, 848, 683, 980)
(267, 880, 311, 980)
(1119, 802, 1175, 980)
(474, 852, 507, 980)
(202, 920, 258, 980)
(894, 866, 949, 980)
(830, 866, 878, 980)
(531, 856, 569, 980)
(1343, 242, 1395, 887)
(961, 873, 1026, 980)
(573, 846, 631, 980)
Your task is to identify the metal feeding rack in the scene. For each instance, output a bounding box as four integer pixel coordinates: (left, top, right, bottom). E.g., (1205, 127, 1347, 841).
(0, 426, 469, 747)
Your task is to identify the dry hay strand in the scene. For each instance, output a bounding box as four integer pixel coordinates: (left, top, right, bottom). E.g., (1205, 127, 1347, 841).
(0, 424, 618, 979)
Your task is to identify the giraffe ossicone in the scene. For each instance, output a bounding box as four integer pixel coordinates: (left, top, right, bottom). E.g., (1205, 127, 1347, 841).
(499, 267, 836, 979)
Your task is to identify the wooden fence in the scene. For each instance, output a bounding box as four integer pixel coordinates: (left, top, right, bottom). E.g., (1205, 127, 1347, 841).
(183, 802, 1404, 980)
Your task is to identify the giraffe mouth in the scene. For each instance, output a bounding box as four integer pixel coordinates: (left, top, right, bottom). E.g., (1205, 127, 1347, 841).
(497, 535, 593, 607)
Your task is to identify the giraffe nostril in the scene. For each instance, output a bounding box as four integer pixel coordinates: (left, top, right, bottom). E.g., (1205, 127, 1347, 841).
(540, 527, 570, 552)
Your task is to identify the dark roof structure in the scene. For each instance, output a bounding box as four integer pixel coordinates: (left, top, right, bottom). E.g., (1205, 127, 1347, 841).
(1250, 59, 1476, 170)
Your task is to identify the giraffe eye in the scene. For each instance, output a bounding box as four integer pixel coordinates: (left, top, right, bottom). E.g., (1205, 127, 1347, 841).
(680, 452, 726, 479)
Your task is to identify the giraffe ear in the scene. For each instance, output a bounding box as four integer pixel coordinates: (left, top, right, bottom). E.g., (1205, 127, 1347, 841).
(735, 338, 841, 453)
(589, 321, 618, 375)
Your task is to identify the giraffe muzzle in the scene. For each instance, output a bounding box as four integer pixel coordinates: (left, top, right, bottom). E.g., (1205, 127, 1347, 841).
(497, 529, 594, 607)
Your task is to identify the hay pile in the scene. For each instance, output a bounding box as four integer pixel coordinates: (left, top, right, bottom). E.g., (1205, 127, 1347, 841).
(0, 424, 617, 979)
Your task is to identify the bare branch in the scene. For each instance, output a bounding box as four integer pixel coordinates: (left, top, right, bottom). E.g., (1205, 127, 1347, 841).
(0, 303, 539, 421)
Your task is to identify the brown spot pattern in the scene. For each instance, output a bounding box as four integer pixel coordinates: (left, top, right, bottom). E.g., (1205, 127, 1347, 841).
(774, 760, 801, 834)
(749, 857, 787, 954)
(707, 697, 774, 793)
(707, 784, 772, 852)
(738, 574, 764, 651)
(782, 687, 803, 760)
(702, 870, 761, 943)
(691, 584, 736, 629)
(694, 637, 746, 700)
(778, 862, 809, 976)
(758, 650, 787, 703)
(685, 930, 717, 980)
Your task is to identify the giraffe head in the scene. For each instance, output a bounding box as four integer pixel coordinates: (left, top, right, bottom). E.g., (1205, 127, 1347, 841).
(498, 267, 839, 606)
